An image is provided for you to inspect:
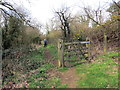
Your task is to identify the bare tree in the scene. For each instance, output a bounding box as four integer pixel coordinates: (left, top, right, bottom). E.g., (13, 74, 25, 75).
(83, 6, 108, 53)
(83, 0, 119, 53)
(112, 0, 120, 9)
(55, 6, 71, 39)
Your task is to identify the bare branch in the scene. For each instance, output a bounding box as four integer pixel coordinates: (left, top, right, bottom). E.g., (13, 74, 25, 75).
(84, 8, 101, 26)
(0, 1, 34, 28)
(112, 0, 120, 9)
(0, 8, 11, 16)
(55, 7, 71, 38)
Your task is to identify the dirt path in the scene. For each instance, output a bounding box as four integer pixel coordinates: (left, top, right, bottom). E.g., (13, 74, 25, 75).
(47, 67, 79, 88)
(44, 49, 51, 59)
(59, 67, 79, 88)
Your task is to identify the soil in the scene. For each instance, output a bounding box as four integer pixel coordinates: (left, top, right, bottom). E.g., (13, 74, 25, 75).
(59, 67, 79, 88)
(47, 67, 79, 88)
(44, 49, 51, 59)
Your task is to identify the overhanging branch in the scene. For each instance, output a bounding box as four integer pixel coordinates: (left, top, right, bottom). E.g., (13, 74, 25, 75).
(0, 1, 34, 28)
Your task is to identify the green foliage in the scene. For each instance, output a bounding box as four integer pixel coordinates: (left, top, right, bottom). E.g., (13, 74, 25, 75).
(45, 77, 68, 88)
(2, 16, 25, 49)
(20, 47, 47, 71)
(21, 45, 66, 88)
(58, 84, 68, 88)
(39, 64, 54, 72)
(29, 81, 45, 88)
(45, 77, 60, 88)
(47, 44, 55, 49)
(2, 15, 41, 50)
(47, 44, 58, 59)
(76, 52, 118, 88)
(32, 37, 41, 44)
(58, 67, 68, 72)
(25, 26, 41, 44)
(46, 30, 62, 45)
(3, 47, 46, 83)
(3, 45, 64, 88)
(27, 64, 53, 88)
(72, 29, 87, 41)
(100, 52, 118, 58)
(27, 63, 66, 88)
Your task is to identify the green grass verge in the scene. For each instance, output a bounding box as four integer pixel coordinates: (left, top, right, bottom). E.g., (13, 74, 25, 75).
(76, 52, 118, 88)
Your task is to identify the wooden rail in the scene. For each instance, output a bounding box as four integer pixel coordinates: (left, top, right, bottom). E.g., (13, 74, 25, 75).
(64, 47, 88, 52)
(64, 41, 90, 45)
(58, 38, 91, 67)
(64, 52, 88, 57)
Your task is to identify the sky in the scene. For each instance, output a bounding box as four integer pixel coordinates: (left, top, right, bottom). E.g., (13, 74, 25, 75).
(4, 0, 115, 33)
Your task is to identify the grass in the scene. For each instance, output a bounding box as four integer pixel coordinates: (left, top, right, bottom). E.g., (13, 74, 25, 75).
(27, 64, 53, 88)
(58, 67, 68, 72)
(76, 52, 118, 88)
(45, 77, 68, 88)
(47, 44, 58, 60)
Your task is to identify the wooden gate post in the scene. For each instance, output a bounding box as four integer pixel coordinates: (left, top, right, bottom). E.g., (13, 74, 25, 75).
(58, 39, 64, 67)
(86, 37, 91, 61)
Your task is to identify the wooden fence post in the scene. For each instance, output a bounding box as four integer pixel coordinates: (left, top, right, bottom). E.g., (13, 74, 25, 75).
(86, 37, 91, 61)
(61, 39, 64, 67)
(58, 39, 64, 67)
(58, 39, 61, 67)
(104, 31, 107, 53)
(88, 40, 91, 61)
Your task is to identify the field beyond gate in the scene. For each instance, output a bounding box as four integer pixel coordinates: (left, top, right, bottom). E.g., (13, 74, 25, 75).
(58, 39, 91, 67)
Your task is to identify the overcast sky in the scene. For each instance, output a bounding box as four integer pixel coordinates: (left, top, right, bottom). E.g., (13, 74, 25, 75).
(6, 0, 114, 23)
(5, 0, 116, 33)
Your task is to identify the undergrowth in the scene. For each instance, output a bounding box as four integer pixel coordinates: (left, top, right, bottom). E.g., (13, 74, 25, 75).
(3, 44, 67, 88)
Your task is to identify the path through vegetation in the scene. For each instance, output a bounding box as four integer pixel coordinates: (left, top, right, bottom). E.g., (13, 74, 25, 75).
(60, 67, 79, 88)
(44, 48, 79, 88)
(44, 48, 58, 66)
(3, 46, 118, 88)
(47, 67, 79, 88)
(45, 47, 119, 88)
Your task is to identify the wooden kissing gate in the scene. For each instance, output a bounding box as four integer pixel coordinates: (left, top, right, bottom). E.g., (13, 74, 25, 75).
(58, 38, 91, 67)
